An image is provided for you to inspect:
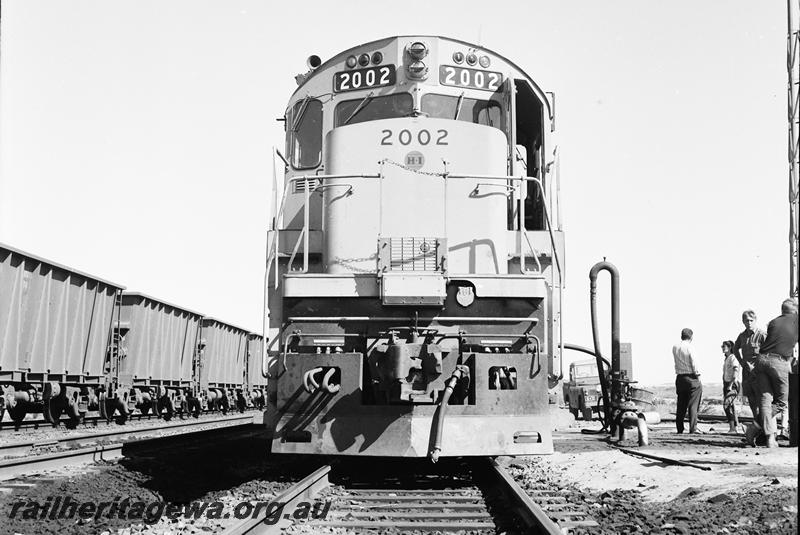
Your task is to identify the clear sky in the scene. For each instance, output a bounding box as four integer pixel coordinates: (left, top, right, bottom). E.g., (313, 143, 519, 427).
(0, 1, 792, 385)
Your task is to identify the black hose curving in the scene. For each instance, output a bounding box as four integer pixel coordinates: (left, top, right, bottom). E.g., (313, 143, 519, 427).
(429, 366, 468, 462)
(589, 261, 620, 432)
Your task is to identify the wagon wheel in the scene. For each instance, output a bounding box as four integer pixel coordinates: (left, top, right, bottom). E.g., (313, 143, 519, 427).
(43, 397, 64, 427)
(189, 398, 201, 418)
(114, 398, 128, 425)
(6, 403, 27, 428)
(64, 402, 82, 429)
(157, 396, 174, 421)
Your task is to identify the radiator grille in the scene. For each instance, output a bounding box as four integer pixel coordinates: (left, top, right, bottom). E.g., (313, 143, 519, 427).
(380, 237, 443, 272)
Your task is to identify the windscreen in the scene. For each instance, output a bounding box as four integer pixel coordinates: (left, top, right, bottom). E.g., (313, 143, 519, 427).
(421, 93, 504, 132)
(334, 93, 413, 127)
(573, 364, 598, 379)
(287, 99, 323, 169)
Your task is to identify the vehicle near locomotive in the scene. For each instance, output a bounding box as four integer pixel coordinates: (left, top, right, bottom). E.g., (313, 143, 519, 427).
(263, 35, 564, 460)
(0, 243, 265, 426)
(562, 359, 602, 421)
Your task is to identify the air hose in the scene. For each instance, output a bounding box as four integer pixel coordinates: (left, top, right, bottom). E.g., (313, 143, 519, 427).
(429, 365, 470, 463)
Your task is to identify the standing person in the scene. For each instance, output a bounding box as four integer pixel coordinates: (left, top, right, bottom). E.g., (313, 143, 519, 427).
(733, 310, 766, 421)
(749, 299, 799, 448)
(721, 340, 741, 433)
(672, 328, 703, 434)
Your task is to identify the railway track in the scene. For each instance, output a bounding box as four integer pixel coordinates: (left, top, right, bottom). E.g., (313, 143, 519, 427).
(224, 457, 597, 534)
(0, 407, 263, 431)
(0, 415, 255, 481)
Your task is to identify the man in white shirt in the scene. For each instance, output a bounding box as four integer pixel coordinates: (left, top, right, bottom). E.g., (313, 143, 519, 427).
(672, 328, 703, 434)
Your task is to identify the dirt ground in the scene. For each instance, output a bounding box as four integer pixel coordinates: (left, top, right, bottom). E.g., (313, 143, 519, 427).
(536, 418, 798, 533)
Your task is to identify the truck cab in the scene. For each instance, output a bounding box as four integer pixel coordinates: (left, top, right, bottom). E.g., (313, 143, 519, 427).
(563, 359, 602, 420)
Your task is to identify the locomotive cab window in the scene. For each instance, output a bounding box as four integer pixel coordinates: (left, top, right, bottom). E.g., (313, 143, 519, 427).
(287, 98, 323, 169)
(421, 93, 504, 132)
(334, 93, 413, 127)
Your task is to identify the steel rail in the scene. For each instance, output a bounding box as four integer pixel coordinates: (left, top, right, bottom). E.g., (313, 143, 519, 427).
(0, 416, 254, 480)
(225, 458, 598, 534)
(487, 458, 562, 534)
(0, 414, 252, 458)
(0, 443, 124, 481)
(223, 464, 332, 534)
(0, 407, 259, 432)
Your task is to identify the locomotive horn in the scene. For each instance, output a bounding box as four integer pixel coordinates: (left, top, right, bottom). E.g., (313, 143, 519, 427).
(306, 55, 322, 70)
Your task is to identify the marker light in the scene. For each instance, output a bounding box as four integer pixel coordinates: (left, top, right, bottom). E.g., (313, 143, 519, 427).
(358, 53, 370, 67)
(345, 55, 357, 68)
(479, 55, 491, 68)
(466, 53, 478, 66)
(452, 51, 464, 64)
(371, 51, 383, 64)
(406, 60, 429, 79)
(407, 41, 429, 60)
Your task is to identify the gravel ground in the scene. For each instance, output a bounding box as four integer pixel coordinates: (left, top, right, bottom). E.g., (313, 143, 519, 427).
(0, 428, 313, 535)
(508, 415, 798, 534)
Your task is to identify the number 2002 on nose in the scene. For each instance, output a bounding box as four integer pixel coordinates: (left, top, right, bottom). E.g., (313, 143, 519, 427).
(333, 65, 396, 93)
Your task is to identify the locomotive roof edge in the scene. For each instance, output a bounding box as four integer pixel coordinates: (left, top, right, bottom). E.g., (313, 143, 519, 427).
(0, 241, 126, 290)
(291, 34, 553, 118)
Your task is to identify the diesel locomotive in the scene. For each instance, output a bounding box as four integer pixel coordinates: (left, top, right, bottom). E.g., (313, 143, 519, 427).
(264, 36, 564, 459)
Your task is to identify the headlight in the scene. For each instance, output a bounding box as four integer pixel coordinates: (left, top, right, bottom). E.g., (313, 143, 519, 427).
(407, 41, 429, 60)
(406, 60, 428, 79)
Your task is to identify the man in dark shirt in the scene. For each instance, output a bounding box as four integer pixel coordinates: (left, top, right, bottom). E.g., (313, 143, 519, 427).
(752, 298, 799, 448)
(733, 310, 767, 422)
